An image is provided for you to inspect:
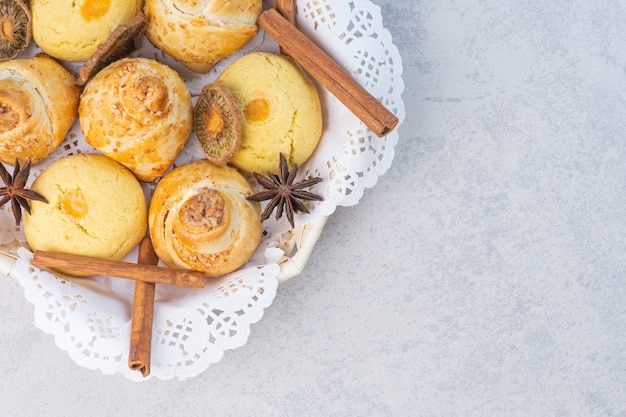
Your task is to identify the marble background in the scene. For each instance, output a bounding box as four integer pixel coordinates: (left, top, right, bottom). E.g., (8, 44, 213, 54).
(2, 0, 626, 415)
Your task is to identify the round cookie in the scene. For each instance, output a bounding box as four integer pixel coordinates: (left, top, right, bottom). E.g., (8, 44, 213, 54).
(31, 0, 143, 61)
(24, 154, 148, 275)
(78, 57, 193, 182)
(0, 54, 80, 166)
(144, 0, 262, 73)
(149, 159, 262, 277)
(216, 52, 323, 175)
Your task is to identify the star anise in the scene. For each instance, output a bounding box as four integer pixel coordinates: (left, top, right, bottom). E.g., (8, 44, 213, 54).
(0, 158, 48, 226)
(247, 154, 323, 228)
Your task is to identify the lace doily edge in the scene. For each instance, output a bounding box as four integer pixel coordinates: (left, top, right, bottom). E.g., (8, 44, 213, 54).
(9, 248, 280, 381)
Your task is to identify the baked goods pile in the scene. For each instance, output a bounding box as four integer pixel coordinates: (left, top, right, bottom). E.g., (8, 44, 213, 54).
(0, 0, 401, 379)
(0, 0, 325, 279)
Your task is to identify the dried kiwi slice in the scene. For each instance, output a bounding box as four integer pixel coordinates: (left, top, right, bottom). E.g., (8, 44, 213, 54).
(0, 0, 31, 61)
(77, 12, 148, 86)
(194, 83, 242, 166)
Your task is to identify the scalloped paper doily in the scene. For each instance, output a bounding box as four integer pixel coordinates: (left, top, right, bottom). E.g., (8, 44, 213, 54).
(0, 0, 405, 381)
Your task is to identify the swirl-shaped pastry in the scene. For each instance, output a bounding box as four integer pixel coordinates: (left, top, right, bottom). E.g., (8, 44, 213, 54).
(0, 54, 80, 166)
(144, 0, 262, 73)
(79, 57, 193, 182)
(149, 159, 262, 277)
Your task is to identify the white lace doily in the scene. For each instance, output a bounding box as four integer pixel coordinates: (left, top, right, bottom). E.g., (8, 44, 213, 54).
(0, 0, 404, 381)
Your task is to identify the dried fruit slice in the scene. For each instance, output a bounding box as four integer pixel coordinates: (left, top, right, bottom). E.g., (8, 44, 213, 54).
(194, 83, 242, 166)
(76, 12, 148, 86)
(0, 0, 31, 61)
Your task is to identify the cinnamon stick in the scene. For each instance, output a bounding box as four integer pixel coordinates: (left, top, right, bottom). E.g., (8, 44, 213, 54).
(128, 237, 158, 376)
(31, 250, 206, 288)
(258, 8, 399, 137)
(275, 0, 297, 56)
(275, 0, 296, 25)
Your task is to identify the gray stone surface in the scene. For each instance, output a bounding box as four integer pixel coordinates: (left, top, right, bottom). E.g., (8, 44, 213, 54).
(2, 0, 626, 415)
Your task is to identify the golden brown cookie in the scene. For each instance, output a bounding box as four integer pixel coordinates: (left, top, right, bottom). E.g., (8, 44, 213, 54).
(144, 0, 262, 73)
(24, 154, 148, 276)
(79, 57, 193, 182)
(149, 159, 262, 277)
(0, 54, 80, 166)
